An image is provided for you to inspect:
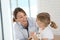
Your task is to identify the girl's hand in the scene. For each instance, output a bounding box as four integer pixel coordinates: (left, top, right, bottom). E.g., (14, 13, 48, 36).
(28, 32, 35, 40)
(30, 32, 39, 40)
(32, 34, 39, 40)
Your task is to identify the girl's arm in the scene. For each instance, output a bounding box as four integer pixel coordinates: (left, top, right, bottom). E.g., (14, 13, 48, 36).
(42, 38, 54, 40)
(42, 38, 48, 40)
(32, 34, 39, 40)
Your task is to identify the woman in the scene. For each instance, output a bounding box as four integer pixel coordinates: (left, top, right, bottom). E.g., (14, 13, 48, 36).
(13, 7, 38, 40)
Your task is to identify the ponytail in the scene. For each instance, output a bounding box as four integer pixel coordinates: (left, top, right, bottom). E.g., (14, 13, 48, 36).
(50, 21, 57, 29)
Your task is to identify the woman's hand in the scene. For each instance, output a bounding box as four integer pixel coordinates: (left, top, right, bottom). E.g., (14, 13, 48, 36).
(28, 36, 32, 40)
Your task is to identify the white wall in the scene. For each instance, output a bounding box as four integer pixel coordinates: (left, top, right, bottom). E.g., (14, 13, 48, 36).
(30, 0, 38, 18)
(0, 14, 2, 40)
(38, 0, 60, 35)
(0, 0, 2, 40)
(1, 0, 13, 40)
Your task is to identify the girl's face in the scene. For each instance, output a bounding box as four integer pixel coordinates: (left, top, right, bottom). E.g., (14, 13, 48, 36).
(36, 19, 45, 28)
(15, 12, 27, 25)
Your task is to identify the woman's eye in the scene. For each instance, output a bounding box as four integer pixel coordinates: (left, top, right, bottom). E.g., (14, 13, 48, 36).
(24, 14, 26, 16)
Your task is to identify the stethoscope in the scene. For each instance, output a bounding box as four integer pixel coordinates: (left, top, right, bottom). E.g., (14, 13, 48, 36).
(16, 22, 29, 39)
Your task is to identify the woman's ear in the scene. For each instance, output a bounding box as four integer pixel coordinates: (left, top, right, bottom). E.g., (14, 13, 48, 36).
(15, 19, 18, 22)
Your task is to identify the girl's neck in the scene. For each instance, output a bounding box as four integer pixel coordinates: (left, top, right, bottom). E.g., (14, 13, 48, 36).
(39, 26, 46, 30)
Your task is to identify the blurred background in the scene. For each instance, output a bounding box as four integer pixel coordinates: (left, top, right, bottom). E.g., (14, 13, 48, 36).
(0, 0, 60, 40)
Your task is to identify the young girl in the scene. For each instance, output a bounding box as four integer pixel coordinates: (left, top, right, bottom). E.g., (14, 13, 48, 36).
(29, 12, 57, 40)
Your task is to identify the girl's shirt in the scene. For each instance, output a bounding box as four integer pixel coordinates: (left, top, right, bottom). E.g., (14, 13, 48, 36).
(37, 25, 54, 40)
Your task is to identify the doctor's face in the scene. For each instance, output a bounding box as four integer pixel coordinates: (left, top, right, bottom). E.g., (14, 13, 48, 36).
(15, 12, 27, 24)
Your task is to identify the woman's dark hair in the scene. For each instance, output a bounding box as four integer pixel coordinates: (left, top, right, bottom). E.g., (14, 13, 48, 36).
(37, 12, 57, 29)
(13, 7, 26, 22)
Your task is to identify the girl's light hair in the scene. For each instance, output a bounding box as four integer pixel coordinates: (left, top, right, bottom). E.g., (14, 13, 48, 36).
(50, 21, 57, 29)
(37, 12, 57, 29)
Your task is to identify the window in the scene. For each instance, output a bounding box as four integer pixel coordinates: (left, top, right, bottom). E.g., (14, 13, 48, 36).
(11, 0, 38, 17)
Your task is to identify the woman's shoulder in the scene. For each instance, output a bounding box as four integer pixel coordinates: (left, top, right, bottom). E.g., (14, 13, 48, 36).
(13, 22, 17, 27)
(28, 17, 36, 21)
(27, 17, 36, 23)
(13, 22, 22, 29)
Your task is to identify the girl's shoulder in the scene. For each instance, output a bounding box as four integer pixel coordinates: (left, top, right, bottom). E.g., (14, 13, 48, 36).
(42, 26, 54, 39)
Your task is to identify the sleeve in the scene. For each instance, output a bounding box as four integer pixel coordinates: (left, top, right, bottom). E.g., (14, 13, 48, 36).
(31, 17, 39, 33)
(13, 23, 24, 40)
(28, 17, 38, 32)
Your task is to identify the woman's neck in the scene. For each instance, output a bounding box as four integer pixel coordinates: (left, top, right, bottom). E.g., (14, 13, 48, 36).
(22, 21, 29, 29)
